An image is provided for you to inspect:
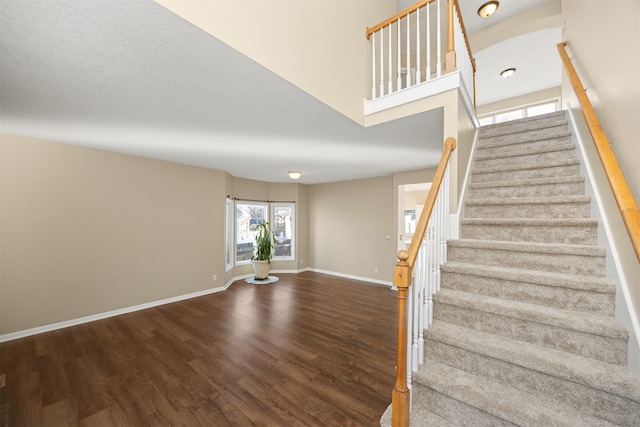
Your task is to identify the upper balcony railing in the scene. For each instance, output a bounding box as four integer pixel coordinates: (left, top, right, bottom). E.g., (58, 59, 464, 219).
(366, 0, 476, 107)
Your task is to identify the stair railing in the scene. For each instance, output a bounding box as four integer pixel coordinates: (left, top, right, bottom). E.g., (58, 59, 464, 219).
(557, 42, 640, 262)
(392, 136, 456, 427)
(366, 0, 476, 106)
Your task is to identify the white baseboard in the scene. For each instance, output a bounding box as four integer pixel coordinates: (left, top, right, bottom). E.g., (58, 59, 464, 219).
(307, 268, 393, 287)
(0, 268, 365, 343)
(0, 281, 234, 343)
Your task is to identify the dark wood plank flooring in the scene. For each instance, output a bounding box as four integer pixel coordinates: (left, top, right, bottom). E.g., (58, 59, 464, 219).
(0, 272, 397, 426)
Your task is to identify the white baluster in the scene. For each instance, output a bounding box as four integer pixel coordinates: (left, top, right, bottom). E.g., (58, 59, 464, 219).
(417, 239, 425, 364)
(416, 7, 421, 84)
(426, 3, 431, 81)
(379, 28, 385, 97)
(388, 25, 393, 95)
(371, 32, 376, 99)
(436, 0, 441, 77)
(397, 19, 402, 90)
(406, 13, 411, 88)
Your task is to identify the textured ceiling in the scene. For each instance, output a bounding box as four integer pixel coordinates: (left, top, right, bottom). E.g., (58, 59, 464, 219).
(0, 0, 558, 184)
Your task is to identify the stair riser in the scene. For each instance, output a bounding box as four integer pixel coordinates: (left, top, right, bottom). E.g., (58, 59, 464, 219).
(433, 303, 627, 365)
(477, 136, 572, 156)
(460, 222, 597, 245)
(464, 201, 591, 219)
(474, 149, 576, 169)
(440, 270, 615, 316)
(447, 245, 606, 276)
(467, 181, 585, 199)
(424, 340, 639, 426)
(412, 384, 515, 427)
(472, 164, 581, 183)
(478, 126, 570, 148)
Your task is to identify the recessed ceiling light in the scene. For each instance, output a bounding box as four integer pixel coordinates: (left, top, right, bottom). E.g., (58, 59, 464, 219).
(478, 1, 499, 18)
(500, 67, 516, 78)
(288, 171, 302, 180)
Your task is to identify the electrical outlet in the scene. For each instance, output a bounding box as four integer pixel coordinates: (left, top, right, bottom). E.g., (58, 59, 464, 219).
(212, 274, 217, 281)
(374, 267, 379, 273)
(300, 259, 304, 264)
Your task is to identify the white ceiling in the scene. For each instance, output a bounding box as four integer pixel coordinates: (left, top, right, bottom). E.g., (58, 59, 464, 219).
(0, 0, 558, 184)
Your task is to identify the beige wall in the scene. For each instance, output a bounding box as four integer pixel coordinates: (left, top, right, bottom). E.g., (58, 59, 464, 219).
(562, 0, 640, 375)
(154, 0, 396, 125)
(0, 133, 398, 336)
(562, 0, 639, 200)
(1, 133, 227, 334)
(308, 176, 396, 282)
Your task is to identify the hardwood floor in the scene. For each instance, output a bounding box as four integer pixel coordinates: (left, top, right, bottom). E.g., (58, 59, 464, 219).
(0, 272, 397, 426)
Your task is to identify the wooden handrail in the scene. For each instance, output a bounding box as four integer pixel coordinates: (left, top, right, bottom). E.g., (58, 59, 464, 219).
(407, 136, 457, 267)
(391, 136, 457, 427)
(366, 0, 433, 39)
(557, 42, 640, 262)
(453, 0, 475, 74)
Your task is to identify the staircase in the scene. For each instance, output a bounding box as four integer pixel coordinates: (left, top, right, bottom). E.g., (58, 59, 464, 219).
(383, 111, 640, 426)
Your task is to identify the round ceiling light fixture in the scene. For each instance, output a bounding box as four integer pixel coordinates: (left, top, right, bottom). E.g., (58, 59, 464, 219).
(500, 67, 516, 78)
(288, 171, 302, 180)
(477, 1, 499, 18)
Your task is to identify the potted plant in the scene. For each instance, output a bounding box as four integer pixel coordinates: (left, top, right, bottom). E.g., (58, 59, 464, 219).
(252, 221, 276, 280)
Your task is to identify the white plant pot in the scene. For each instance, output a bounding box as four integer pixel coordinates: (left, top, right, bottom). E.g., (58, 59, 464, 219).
(252, 260, 270, 280)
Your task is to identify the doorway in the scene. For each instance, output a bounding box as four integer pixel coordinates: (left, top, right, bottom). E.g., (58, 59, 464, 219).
(397, 182, 431, 252)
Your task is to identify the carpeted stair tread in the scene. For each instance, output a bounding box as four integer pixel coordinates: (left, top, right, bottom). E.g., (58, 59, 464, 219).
(465, 195, 590, 206)
(434, 288, 627, 340)
(467, 175, 586, 198)
(459, 217, 598, 245)
(474, 141, 575, 162)
(449, 238, 605, 257)
(478, 126, 571, 147)
(472, 157, 580, 175)
(468, 175, 585, 190)
(461, 217, 598, 227)
(464, 195, 592, 219)
(413, 358, 620, 427)
(440, 261, 615, 315)
(441, 262, 615, 295)
(479, 111, 567, 138)
(424, 321, 640, 404)
(476, 135, 574, 157)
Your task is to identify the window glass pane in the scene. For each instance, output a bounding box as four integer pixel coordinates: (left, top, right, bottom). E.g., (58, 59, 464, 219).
(236, 202, 267, 263)
(272, 203, 294, 259)
(479, 116, 495, 126)
(527, 102, 557, 117)
(495, 109, 524, 123)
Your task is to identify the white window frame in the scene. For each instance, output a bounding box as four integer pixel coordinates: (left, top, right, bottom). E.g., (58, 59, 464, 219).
(235, 200, 269, 266)
(225, 198, 234, 271)
(271, 202, 295, 261)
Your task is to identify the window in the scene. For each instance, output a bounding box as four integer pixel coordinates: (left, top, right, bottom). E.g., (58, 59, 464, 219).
(271, 203, 295, 260)
(478, 99, 560, 125)
(225, 198, 234, 270)
(231, 200, 296, 265)
(235, 201, 268, 264)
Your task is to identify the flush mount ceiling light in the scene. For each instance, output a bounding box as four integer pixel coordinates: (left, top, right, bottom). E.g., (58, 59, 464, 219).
(287, 171, 302, 180)
(477, 1, 499, 17)
(500, 67, 516, 78)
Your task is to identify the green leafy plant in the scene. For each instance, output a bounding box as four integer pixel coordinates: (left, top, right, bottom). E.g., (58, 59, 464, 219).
(252, 221, 276, 263)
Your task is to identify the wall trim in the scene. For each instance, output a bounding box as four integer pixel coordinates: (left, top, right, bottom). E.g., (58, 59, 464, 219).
(307, 268, 393, 287)
(0, 267, 385, 343)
